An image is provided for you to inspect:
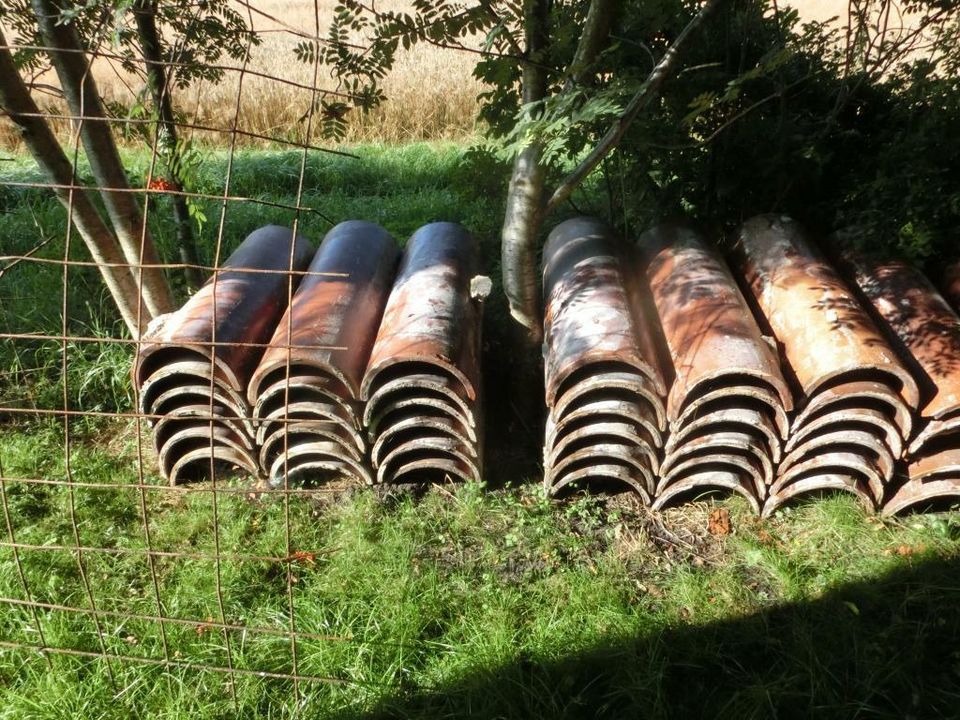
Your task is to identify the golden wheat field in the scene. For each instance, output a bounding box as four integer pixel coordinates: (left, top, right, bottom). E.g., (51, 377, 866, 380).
(0, 0, 481, 149)
(0, 1, 872, 150)
(189, 0, 483, 144)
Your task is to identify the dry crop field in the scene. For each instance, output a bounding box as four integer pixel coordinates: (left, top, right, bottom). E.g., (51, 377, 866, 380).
(201, 0, 483, 144)
(0, 0, 866, 151)
(0, 0, 482, 149)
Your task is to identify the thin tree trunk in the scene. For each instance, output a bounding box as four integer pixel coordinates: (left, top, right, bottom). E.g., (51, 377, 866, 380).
(501, 145, 546, 339)
(500, 0, 618, 339)
(500, 0, 549, 341)
(32, 0, 174, 318)
(132, 0, 203, 290)
(0, 32, 144, 337)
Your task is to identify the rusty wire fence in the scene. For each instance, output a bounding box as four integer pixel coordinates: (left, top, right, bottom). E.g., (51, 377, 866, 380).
(0, 1, 402, 705)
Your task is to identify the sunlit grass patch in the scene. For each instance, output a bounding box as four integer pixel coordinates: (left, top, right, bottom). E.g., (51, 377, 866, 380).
(2, 420, 960, 717)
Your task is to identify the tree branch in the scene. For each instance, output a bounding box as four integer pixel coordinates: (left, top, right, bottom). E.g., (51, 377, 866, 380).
(545, 0, 725, 213)
(565, 0, 618, 90)
(0, 237, 52, 281)
(646, 74, 811, 151)
(33, 0, 174, 318)
(478, 0, 524, 57)
(0, 28, 146, 336)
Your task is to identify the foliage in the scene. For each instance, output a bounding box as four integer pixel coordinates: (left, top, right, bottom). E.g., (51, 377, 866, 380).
(298, 0, 629, 150)
(0, 0, 257, 85)
(125, 0, 256, 88)
(601, 0, 960, 265)
(303, 0, 960, 265)
(1, 0, 258, 238)
(291, 1, 497, 141)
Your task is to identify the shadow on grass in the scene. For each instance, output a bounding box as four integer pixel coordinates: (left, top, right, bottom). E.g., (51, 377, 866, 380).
(361, 552, 960, 719)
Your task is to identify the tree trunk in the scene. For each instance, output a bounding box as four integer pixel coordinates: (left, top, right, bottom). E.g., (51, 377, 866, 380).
(500, 0, 549, 341)
(32, 0, 175, 318)
(0, 32, 144, 338)
(132, 0, 204, 290)
(500, 0, 619, 340)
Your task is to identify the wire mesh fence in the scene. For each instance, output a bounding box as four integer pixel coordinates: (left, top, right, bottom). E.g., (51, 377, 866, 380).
(9, 2, 960, 716)
(0, 1, 418, 706)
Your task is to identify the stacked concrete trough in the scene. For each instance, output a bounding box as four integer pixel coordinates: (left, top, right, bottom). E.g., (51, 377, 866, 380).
(541, 214, 960, 516)
(541, 218, 668, 503)
(136, 221, 488, 488)
(134, 225, 315, 484)
(732, 216, 920, 516)
(639, 223, 793, 514)
(361, 223, 487, 485)
(247, 221, 400, 487)
(837, 252, 960, 515)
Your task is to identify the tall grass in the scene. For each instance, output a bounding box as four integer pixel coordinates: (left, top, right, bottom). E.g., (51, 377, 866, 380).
(0, 0, 482, 150)
(0, 0, 868, 151)
(1, 430, 959, 719)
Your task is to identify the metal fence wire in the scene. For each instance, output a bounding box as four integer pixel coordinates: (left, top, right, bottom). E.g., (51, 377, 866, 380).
(0, 1, 424, 705)
(7, 0, 960, 712)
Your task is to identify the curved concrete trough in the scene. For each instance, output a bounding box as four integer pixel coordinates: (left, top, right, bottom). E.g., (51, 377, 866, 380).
(541, 217, 668, 503)
(837, 252, 960, 515)
(639, 223, 793, 514)
(248, 221, 400, 488)
(361, 222, 488, 485)
(134, 225, 315, 484)
(732, 215, 919, 516)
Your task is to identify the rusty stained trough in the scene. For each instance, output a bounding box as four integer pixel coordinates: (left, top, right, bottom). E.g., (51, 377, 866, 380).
(134, 225, 315, 484)
(541, 217, 668, 503)
(837, 251, 960, 515)
(360, 222, 487, 485)
(732, 215, 919, 516)
(247, 221, 400, 487)
(941, 259, 960, 315)
(639, 223, 793, 514)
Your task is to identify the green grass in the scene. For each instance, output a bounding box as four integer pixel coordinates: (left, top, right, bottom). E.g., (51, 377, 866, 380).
(3, 142, 960, 717)
(1, 424, 959, 718)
